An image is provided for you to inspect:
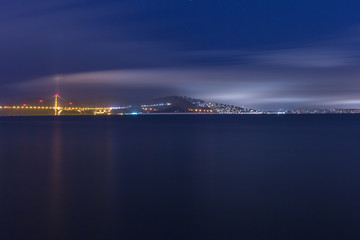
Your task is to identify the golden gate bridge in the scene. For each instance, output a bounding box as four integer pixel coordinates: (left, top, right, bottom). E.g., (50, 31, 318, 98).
(0, 94, 113, 115)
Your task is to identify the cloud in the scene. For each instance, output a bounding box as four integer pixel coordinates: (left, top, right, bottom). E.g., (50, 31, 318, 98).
(9, 58, 360, 110)
(251, 48, 359, 68)
(5, 26, 360, 109)
(2, 1, 360, 109)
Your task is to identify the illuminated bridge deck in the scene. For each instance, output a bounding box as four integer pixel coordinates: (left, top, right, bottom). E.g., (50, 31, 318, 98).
(0, 106, 112, 111)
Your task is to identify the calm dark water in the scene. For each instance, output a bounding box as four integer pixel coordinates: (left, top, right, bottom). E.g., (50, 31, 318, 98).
(1, 115, 360, 240)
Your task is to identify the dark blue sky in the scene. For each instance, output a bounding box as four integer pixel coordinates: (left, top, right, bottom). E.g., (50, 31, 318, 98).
(2, 0, 360, 109)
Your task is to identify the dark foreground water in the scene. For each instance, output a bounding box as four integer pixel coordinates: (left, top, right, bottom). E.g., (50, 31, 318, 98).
(1, 115, 360, 240)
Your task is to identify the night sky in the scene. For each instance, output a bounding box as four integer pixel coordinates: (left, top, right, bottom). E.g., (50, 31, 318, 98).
(2, 0, 360, 109)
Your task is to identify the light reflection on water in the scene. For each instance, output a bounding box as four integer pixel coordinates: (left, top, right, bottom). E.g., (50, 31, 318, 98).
(49, 121, 63, 239)
(1, 115, 360, 240)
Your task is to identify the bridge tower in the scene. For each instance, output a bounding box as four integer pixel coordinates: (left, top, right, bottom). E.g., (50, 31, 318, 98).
(54, 94, 59, 116)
